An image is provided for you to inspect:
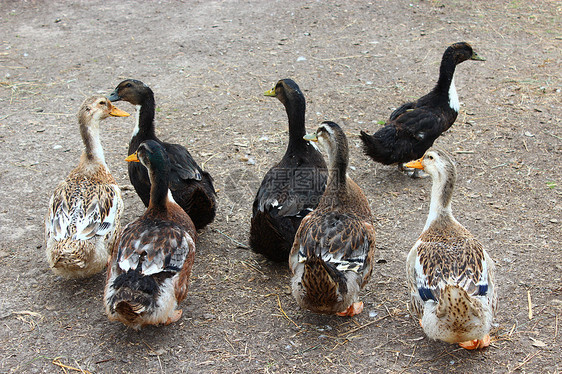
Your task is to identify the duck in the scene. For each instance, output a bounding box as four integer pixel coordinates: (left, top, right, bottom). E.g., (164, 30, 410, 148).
(249, 79, 328, 262)
(108, 79, 216, 230)
(359, 42, 485, 177)
(289, 122, 376, 316)
(104, 140, 197, 329)
(404, 149, 497, 349)
(44, 96, 129, 278)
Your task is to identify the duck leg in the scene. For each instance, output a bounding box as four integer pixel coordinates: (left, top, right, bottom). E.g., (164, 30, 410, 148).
(336, 301, 364, 317)
(458, 334, 491, 350)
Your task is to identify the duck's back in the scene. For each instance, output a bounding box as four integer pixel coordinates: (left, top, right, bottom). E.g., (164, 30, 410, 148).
(250, 144, 327, 262)
(128, 137, 216, 230)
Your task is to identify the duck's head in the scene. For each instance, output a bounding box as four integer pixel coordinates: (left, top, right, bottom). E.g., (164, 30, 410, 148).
(264, 78, 305, 107)
(108, 79, 153, 105)
(449, 42, 486, 64)
(125, 139, 170, 176)
(78, 95, 130, 124)
(404, 149, 456, 183)
(304, 121, 348, 169)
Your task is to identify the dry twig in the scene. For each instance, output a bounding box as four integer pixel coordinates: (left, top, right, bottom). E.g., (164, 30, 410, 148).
(52, 357, 91, 374)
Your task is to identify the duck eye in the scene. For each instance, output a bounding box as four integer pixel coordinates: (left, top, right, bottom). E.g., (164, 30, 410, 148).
(428, 155, 434, 160)
(125, 83, 132, 88)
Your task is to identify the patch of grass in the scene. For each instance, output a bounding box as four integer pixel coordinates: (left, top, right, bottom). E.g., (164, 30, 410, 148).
(546, 181, 556, 189)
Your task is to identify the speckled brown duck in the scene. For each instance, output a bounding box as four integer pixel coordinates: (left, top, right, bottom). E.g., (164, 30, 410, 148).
(289, 121, 376, 316)
(404, 149, 497, 349)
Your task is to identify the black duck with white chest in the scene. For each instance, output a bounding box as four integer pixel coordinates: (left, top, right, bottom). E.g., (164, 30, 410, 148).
(108, 79, 216, 230)
(249, 79, 328, 263)
(360, 42, 485, 176)
(289, 122, 376, 316)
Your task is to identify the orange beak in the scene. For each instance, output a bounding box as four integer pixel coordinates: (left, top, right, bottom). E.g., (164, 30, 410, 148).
(109, 103, 130, 117)
(125, 152, 139, 162)
(404, 158, 424, 170)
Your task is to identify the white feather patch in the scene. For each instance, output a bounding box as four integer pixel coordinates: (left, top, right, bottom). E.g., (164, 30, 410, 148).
(448, 77, 460, 112)
(132, 105, 142, 137)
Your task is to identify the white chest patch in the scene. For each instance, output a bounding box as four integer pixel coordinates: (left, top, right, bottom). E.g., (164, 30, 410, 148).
(132, 105, 142, 137)
(448, 77, 459, 112)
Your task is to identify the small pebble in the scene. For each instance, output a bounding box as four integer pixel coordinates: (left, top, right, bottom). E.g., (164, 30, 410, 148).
(369, 311, 378, 318)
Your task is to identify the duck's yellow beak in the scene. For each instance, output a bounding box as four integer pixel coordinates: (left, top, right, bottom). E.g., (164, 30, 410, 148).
(109, 103, 130, 117)
(404, 158, 424, 169)
(264, 87, 276, 97)
(303, 132, 318, 142)
(125, 152, 139, 162)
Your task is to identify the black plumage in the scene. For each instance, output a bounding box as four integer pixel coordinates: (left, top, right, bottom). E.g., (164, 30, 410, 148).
(108, 79, 216, 230)
(360, 42, 485, 169)
(249, 79, 328, 263)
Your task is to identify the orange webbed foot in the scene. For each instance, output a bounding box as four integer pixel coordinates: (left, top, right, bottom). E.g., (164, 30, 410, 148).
(459, 335, 491, 350)
(336, 302, 364, 317)
(165, 309, 183, 325)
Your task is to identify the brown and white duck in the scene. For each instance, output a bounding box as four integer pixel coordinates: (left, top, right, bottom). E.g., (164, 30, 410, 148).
(360, 42, 485, 177)
(250, 79, 327, 262)
(45, 96, 129, 278)
(289, 122, 376, 316)
(405, 149, 497, 349)
(105, 140, 197, 329)
(108, 79, 216, 230)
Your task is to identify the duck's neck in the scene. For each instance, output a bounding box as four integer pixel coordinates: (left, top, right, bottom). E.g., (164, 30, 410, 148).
(435, 48, 460, 112)
(323, 145, 349, 203)
(147, 167, 171, 210)
(424, 171, 455, 231)
(80, 117, 106, 167)
(285, 96, 309, 153)
(130, 95, 157, 153)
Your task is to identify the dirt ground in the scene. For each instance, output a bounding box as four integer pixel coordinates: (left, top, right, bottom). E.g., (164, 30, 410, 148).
(0, 1, 560, 373)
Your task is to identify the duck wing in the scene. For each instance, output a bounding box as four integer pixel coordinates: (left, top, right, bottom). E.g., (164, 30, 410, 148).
(393, 107, 447, 143)
(293, 211, 375, 284)
(164, 142, 203, 183)
(115, 218, 195, 276)
(254, 163, 327, 218)
(389, 101, 416, 121)
(47, 180, 122, 241)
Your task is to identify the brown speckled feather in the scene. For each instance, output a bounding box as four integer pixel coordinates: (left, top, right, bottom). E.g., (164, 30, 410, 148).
(114, 202, 196, 279)
(417, 217, 484, 293)
(48, 165, 121, 241)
